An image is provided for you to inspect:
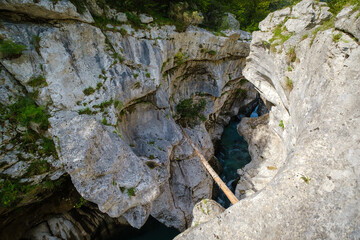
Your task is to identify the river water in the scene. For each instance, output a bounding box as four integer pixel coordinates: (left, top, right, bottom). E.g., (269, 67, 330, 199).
(108, 105, 259, 239)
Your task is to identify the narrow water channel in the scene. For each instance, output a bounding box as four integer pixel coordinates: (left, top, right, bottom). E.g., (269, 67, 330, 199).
(215, 105, 259, 208)
(107, 103, 261, 239)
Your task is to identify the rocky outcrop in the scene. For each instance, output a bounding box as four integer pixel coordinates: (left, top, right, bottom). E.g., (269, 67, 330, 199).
(0, 0, 93, 23)
(0, 1, 255, 237)
(176, 0, 360, 239)
(190, 199, 224, 227)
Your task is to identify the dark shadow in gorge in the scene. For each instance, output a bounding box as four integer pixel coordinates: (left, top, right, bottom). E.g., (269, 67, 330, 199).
(213, 97, 268, 208)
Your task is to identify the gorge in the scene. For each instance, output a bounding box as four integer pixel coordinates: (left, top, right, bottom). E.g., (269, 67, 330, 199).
(0, 0, 359, 239)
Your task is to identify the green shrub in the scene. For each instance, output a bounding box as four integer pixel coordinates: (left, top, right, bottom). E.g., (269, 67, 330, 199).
(127, 187, 136, 197)
(0, 39, 26, 59)
(27, 75, 47, 87)
(176, 98, 207, 127)
(287, 46, 296, 63)
(332, 33, 342, 42)
(83, 87, 95, 96)
(145, 73, 151, 78)
(126, 12, 143, 29)
(0, 179, 35, 207)
(96, 82, 103, 90)
(78, 108, 94, 115)
(7, 96, 49, 130)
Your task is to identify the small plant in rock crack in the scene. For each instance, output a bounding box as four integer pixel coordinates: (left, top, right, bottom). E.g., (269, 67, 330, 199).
(301, 175, 311, 184)
(279, 120, 285, 129)
(74, 197, 87, 208)
(127, 187, 136, 197)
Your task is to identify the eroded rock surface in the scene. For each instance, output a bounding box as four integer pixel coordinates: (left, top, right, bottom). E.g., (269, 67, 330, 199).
(0, 1, 254, 236)
(176, 0, 360, 239)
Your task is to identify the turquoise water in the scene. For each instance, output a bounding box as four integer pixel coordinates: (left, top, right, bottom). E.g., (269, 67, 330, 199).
(215, 117, 252, 208)
(107, 108, 256, 239)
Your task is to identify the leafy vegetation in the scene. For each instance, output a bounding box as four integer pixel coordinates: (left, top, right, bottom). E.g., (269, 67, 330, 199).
(0, 179, 36, 207)
(5, 96, 49, 130)
(0, 39, 26, 59)
(287, 47, 296, 63)
(301, 175, 311, 184)
(74, 197, 87, 208)
(326, 0, 360, 15)
(127, 187, 136, 197)
(27, 75, 47, 88)
(175, 98, 207, 127)
(279, 120, 285, 129)
(332, 33, 343, 42)
(83, 86, 95, 96)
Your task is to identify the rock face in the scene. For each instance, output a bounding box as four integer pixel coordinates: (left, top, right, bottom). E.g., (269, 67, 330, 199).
(0, 0, 93, 23)
(176, 0, 360, 239)
(0, 1, 254, 237)
(191, 199, 224, 227)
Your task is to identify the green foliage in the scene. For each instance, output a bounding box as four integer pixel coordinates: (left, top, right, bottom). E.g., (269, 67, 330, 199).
(332, 33, 343, 42)
(69, 0, 86, 14)
(25, 160, 50, 177)
(119, 28, 128, 36)
(83, 87, 95, 96)
(279, 120, 285, 129)
(300, 33, 309, 41)
(149, 154, 155, 160)
(287, 46, 296, 63)
(114, 100, 123, 110)
(326, 0, 360, 15)
(301, 175, 311, 184)
(6, 96, 49, 130)
(176, 98, 207, 127)
(270, 24, 294, 45)
(74, 197, 87, 208)
(126, 12, 143, 29)
(78, 108, 95, 115)
(133, 82, 141, 89)
(206, 50, 217, 56)
(0, 39, 26, 59)
(145, 161, 157, 169)
(0, 179, 35, 207)
(27, 75, 47, 88)
(145, 72, 151, 78)
(174, 51, 188, 66)
(93, 99, 113, 112)
(127, 187, 136, 197)
(31, 35, 41, 54)
(96, 82, 103, 90)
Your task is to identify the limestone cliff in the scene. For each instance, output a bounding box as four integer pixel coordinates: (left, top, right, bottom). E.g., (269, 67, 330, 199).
(176, 0, 360, 239)
(0, 1, 255, 238)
